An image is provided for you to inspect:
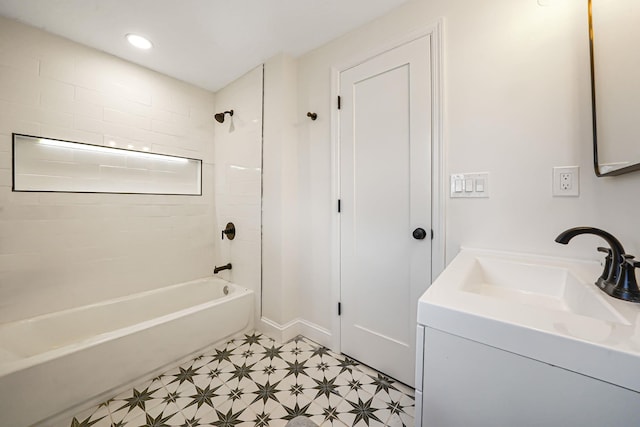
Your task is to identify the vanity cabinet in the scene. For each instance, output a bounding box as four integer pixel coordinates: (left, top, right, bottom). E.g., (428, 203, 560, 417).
(415, 325, 639, 427)
(414, 248, 640, 427)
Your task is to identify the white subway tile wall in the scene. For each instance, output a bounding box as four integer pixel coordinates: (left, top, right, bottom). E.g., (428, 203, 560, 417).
(212, 66, 264, 322)
(0, 16, 217, 324)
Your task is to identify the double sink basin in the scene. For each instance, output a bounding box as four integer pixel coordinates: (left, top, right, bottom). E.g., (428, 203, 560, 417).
(418, 248, 640, 392)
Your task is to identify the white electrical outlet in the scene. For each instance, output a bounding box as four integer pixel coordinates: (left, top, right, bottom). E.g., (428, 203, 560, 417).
(553, 166, 579, 197)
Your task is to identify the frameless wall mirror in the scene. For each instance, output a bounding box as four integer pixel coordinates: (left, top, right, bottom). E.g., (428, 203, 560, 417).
(590, 0, 640, 176)
(12, 134, 202, 195)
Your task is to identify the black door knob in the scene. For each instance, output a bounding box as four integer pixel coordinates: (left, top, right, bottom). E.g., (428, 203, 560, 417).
(413, 228, 427, 240)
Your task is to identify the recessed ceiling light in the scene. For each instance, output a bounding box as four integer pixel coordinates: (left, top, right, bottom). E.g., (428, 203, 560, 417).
(126, 33, 153, 50)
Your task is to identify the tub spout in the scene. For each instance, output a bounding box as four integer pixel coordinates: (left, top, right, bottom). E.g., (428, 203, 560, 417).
(214, 263, 232, 274)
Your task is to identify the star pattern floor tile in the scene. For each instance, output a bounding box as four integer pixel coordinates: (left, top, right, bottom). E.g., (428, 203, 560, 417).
(66, 332, 414, 427)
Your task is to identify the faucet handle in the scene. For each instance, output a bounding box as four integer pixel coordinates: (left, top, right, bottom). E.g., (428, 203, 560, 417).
(612, 255, 640, 302)
(623, 254, 640, 269)
(221, 222, 236, 240)
(596, 247, 613, 288)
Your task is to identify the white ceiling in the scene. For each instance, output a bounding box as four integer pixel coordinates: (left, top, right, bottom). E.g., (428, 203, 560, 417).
(0, 0, 410, 92)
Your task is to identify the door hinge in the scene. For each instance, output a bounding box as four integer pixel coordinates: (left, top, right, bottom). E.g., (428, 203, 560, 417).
(338, 199, 341, 213)
(337, 95, 341, 110)
(338, 302, 342, 316)
(431, 229, 434, 240)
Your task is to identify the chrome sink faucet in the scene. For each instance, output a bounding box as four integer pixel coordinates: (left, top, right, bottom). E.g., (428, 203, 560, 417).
(555, 226, 640, 303)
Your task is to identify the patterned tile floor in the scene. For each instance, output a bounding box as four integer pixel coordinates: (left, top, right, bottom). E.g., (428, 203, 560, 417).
(66, 332, 414, 427)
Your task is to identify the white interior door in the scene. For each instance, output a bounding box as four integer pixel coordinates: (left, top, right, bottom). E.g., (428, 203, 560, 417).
(339, 36, 432, 387)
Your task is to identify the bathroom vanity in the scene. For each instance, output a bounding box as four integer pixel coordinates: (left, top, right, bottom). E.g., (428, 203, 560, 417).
(415, 248, 640, 427)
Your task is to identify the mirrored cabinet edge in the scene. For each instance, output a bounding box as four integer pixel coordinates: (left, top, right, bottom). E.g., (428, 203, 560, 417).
(589, 0, 640, 177)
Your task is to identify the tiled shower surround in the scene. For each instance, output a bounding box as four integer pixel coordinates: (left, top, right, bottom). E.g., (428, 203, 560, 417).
(66, 333, 415, 427)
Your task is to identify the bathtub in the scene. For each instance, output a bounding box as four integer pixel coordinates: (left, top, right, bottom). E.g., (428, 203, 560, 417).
(0, 277, 254, 427)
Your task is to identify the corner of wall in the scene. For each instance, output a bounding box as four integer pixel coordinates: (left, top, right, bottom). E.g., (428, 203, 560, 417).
(261, 53, 301, 326)
(257, 316, 333, 348)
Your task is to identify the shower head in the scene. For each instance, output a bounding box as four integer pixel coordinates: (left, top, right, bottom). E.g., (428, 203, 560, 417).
(214, 110, 234, 123)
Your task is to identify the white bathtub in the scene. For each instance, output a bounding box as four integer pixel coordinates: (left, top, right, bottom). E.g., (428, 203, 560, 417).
(0, 277, 254, 427)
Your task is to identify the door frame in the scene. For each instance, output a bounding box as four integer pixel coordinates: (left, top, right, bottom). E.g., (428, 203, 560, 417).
(329, 20, 445, 353)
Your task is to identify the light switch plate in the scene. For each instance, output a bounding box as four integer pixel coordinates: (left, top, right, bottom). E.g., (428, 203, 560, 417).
(451, 172, 489, 198)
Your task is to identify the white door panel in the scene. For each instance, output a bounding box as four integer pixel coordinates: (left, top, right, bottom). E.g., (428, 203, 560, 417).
(340, 36, 432, 387)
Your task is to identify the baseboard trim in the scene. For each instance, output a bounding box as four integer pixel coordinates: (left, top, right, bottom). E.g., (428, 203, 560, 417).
(258, 317, 333, 349)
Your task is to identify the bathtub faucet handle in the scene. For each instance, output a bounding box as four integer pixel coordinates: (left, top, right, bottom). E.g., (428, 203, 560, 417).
(222, 222, 236, 240)
(214, 263, 232, 274)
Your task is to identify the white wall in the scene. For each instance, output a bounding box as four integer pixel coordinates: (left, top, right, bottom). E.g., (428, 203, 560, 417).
(0, 17, 217, 323)
(212, 66, 263, 324)
(291, 0, 640, 336)
(262, 53, 300, 326)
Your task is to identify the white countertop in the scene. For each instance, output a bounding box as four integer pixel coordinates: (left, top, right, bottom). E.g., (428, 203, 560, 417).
(418, 247, 640, 392)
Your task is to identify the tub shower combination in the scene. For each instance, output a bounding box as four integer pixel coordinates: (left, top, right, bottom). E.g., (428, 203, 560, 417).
(0, 277, 253, 426)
